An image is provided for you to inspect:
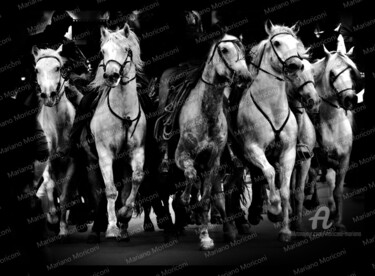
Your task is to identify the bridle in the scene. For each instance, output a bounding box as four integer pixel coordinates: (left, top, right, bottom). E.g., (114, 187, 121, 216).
(248, 32, 305, 82)
(35, 55, 67, 106)
(321, 64, 355, 110)
(201, 39, 245, 87)
(99, 47, 140, 137)
(100, 48, 136, 87)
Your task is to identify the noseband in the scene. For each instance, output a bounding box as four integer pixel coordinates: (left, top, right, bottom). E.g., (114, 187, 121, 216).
(269, 32, 304, 74)
(249, 32, 304, 82)
(35, 55, 67, 106)
(100, 49, 136, 86)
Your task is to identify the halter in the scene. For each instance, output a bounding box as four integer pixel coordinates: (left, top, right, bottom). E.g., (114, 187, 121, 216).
(248, 32, 304, 82)
(100, 47, 141, 139)
(321, 65, 355, 110)
(269, 32, 304, 74)
(248, 32, 305, 142)
(100, 49, 136, 86)
(35, 55, 67, 106)
(201, 39, 245, 87)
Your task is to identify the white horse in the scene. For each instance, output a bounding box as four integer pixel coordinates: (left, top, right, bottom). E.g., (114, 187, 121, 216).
(85, 24, 146, 241)
(32, 45, 77, 236)
(237, 22, 318, 242)
(309, 38, 361, 231)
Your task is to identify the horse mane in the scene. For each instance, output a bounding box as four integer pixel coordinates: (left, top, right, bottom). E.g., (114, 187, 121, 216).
(33, 47, 65, 65)
(89, 26, 143, 93)
(317, 52, 360, 98)
(249, 25, 308, 77)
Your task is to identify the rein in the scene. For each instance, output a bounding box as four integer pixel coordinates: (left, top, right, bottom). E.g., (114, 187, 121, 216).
(321, 66, 355, 110)
(247, 32, 305, 142)
(106, 87, 141, 138)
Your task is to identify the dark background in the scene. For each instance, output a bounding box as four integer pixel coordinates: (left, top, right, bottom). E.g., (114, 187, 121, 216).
(0, 0, 374, 275)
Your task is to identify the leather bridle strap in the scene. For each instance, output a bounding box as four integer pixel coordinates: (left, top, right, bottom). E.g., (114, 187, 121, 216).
(35, 55, 67, 105)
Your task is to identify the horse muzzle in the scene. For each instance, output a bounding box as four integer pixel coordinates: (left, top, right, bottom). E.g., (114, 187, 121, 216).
(41, 91, 58, 107)
(104, 72, 121, 87)
(342, 94, 358, 110)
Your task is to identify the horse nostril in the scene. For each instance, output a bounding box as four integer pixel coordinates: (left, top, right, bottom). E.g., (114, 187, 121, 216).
(307, 98, 314, 107)
(50, 91, 57, 98)
(111, 73, 120, 80)
(40, 93, 47, 99)
(103, 73, 109, 79)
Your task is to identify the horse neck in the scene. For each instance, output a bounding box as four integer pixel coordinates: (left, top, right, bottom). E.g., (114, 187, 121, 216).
(108, 75, 139, 118)
(198, 62, 225, 121)
(251, 57, 288, 115)
(316, 81, 346, 123)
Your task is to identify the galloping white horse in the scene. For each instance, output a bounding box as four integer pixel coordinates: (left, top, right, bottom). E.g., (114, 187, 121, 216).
(309, 37, 361, 231)
(86, 24, 146, 241)
(32, 45, 76, 236)
(237, 22, 317, 242)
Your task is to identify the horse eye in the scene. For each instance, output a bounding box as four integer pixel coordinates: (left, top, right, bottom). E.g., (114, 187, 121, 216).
(221, 47, 229, 54)
(35, 68, 39, 74)
(56, 67, 60, 72)
(273, 41, 280, 47)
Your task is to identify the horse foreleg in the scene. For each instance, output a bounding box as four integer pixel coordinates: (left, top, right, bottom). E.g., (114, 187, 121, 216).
(294, 158, 312, 232)
(57, 159, 76, 237)
(326, 168, 336, 216)
(175, 149, 197, 206)
(333, 156, 350, 231)
(199, 169, 214, 251)
(97, 149, 118, 238)
(119, 147, 145, 241)
(245, 145, 280, 216)
(211, 166, 236, 242)
(278, 148, 296, 242)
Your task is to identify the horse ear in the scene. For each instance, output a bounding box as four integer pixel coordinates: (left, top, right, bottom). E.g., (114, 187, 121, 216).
(347, 46, 354, 56)
(337, 34, 346, 54)
(265, 19, 274, 35)
(334, 23, 341, 33)
(291, 21, 300, 34)
(100, 26, 109, 38)
(123, 23, 130, 38)
(323, 45, 330, 57)
(31, 45, 39, 58)
(56, 44, 63, 54)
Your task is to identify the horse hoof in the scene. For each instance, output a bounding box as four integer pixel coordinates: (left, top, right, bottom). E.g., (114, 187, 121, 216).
(237, 223, 251, 235)
(117, 231, 130, 242)
(105, 225, 120, 238)
(77, 224, 88, 233)
(267, 211, 283, 223)
(200, 238, 214, 251)
(334, 223, 346, 232)
(278, 231, 292, 243)
(87, 233, 100, 244)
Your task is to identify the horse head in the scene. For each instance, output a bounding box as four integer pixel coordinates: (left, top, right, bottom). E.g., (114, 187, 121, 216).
(99, 23, 142, 88)
(263, 21, 320, 111)
(314, 42, 362, 110)
(207, 34, 251, 87)
(32, 45, 66, 107)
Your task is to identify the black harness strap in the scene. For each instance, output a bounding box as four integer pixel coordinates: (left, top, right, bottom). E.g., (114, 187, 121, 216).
(250, 92, 291, 142)
(107, 87, 142, 138)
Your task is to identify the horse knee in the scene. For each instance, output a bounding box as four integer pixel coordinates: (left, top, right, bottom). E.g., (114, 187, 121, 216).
(133, 170, 145, 184)
(105, 188, 118, 200)
(263, 165, 276, 181)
